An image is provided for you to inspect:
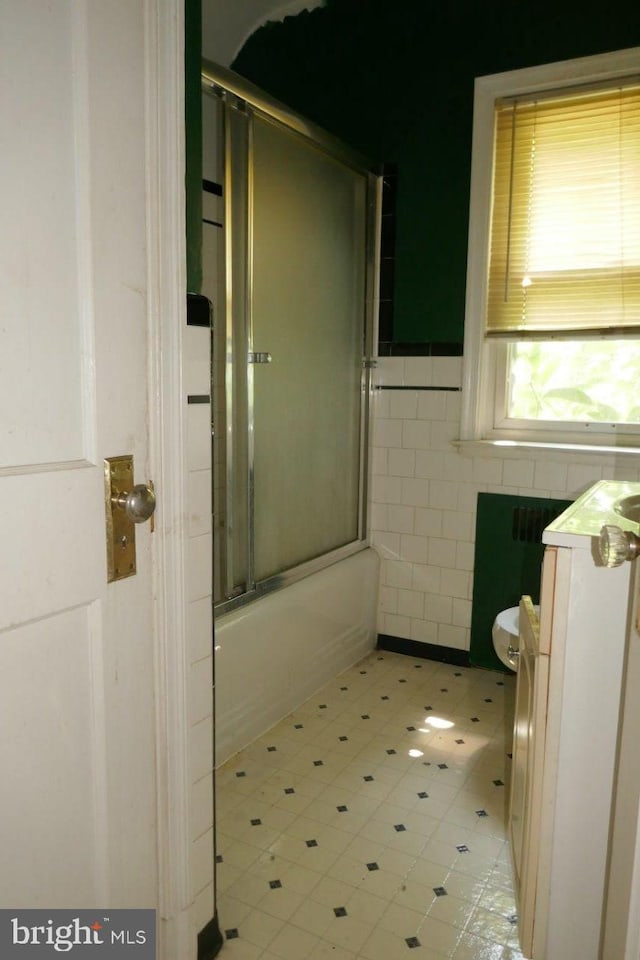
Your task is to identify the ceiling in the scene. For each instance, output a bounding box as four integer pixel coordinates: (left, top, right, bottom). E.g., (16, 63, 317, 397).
(202, 0, 324, 67)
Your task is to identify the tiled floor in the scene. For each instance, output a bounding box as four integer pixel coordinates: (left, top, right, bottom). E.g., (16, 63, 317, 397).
(215, 650, 524, 960)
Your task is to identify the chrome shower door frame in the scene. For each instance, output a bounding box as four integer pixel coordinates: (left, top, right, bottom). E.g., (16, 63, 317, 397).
(203, 61, 381, 615)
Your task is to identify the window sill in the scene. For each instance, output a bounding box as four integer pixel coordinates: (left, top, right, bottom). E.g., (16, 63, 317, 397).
(454, 438, 640, 465)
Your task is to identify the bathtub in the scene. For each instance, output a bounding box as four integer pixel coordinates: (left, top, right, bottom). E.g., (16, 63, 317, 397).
(214, 547, 379, 765)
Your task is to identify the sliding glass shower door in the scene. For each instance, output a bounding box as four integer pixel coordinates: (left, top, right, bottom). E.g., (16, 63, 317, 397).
(251, 115, 367, 581)
(204, 64, 379, 610)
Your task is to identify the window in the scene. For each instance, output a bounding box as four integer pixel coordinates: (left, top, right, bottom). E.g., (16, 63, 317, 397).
(462, 48, 640, 450)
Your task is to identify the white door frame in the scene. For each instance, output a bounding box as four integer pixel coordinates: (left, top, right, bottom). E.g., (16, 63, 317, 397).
(145, 1, 200, 955)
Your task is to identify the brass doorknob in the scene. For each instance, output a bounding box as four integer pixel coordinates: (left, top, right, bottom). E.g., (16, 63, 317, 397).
(112, 484, 156, 523)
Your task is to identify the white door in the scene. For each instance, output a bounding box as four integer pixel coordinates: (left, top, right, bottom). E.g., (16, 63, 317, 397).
(0, 0, 190, 943)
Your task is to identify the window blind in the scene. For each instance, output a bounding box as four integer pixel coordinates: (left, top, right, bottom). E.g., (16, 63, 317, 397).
(486, 82, 640, 337)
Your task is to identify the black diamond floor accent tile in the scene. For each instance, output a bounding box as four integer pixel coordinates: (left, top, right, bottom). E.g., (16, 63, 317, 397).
(333, 907, 347, 917)
(225, 929, 238, 940)
(284, 787, 295, 795)
(414, 664, 422, 668)
(366, 862, 379, 871)
(394, 824, 406, 832)
(455, 739, 465, 744)
(456, 844, 469, 853)
(454, 672, 462, 676)
(438, 763, 448, 770)
(417, 791, 429, 799)
(386, 749, 397, 755)
(337, 805, 348, 812)
(406, 726, 416, 732)
(484, 698, 493, 703)
(471, 717, 480, 723)
(497, 680, 505, 686)
(294, 723, 303, 729)
(493, 779, 504, 786)
(306, 839, 318, 847)
(381, 695, 390, 700)
(423, 761, 432, 767)
(235, 771, 246, 778)
(433, 886, 447, 897)
(267, 746, 276, 752)
(360, 670, 367, 675)
(269, 879, 282, 889)
(215, 854, 223, 863)
(339, 735, 349, 742)
(476, 809, 488, 818)
(319, 704, 327, 709)
(406, 937, 421, 948)
(377, 656, 384, 660)
(250, 818, 262, 826)
(425, 705, 433, 711)
(363, 775, 374, 782)
(313, 760, 324, 766)
(340, 686, 348, 691)
(399, 678, 407, 683)
(440, 688, 448, 692)
(361, 714, 370, 720)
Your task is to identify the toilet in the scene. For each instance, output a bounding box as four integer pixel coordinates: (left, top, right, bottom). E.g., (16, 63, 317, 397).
(492, 604, 539, 671)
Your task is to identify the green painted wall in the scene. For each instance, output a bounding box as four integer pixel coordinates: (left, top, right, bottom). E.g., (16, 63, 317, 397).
(469, 494, 572, 672)
(232, 0, 640, 345)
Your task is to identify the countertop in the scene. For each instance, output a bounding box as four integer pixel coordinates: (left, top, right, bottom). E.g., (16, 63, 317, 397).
(543, 480, 640, 550)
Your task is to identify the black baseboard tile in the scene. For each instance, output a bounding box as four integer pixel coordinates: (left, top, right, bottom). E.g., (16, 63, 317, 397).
(377, 634, 470, 667)
(377, 341, 463, 358)
(198, 914, 224, 960)
(187, 292, 212, 327)
(378, 385, 460, 392)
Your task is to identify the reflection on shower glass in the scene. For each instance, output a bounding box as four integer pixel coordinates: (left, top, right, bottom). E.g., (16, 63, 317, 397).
(251, 116, 366, 582)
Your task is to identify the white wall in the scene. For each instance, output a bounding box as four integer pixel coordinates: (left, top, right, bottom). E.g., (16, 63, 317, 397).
(370, 355, 640, 651)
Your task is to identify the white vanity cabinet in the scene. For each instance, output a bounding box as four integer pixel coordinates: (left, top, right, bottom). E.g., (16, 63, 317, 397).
(511, 481, 640, 960)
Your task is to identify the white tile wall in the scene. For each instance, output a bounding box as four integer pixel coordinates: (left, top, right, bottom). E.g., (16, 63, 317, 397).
(370, 355, 640, 652)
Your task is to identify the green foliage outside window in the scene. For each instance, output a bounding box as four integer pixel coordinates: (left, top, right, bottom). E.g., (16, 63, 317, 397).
(508, 340, 640, 425)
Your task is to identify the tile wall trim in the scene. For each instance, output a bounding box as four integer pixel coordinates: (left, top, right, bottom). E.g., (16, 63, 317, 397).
(379, 385, 460, 392)
(378, 342, 463, 357)
(197, 913, 223, 960)
(187, 292, 212, 327)
(202, 178, 223, 196)
(377, 634, 471, 667)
